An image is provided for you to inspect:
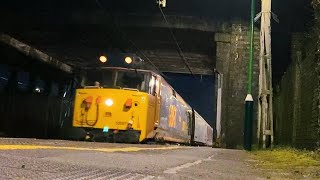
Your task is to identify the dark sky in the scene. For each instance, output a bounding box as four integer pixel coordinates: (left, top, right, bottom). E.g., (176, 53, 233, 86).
(164, 72, 215, 126)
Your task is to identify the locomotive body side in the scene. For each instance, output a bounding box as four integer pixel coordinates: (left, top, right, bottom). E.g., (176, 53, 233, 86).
(152, 77, 191, 143)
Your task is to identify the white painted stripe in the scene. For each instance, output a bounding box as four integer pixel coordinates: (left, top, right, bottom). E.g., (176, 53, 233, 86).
(95, 175, 114, 180)
(163, 160, 202, 174)
(94, 172, 123, 180)
(163, 155, 215, 174)
(109, 173, 132, 180)
(140, 175, 155, 180)
(123, 173, 143, 180)
(76, 170, 98, 180)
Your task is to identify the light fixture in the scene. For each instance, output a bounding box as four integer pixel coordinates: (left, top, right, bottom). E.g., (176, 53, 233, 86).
(34, 87, 41, 93)
(124, 56, 133, 64)
(105, 99, 114, 106)
(99, 55, 107, 63)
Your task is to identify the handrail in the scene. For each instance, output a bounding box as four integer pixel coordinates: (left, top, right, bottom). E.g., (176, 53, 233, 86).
(84, 86, 101, 89)
(122, 88, 139, 92)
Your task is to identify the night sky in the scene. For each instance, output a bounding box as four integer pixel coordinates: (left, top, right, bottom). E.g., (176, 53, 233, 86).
(164, 73, 215, 126)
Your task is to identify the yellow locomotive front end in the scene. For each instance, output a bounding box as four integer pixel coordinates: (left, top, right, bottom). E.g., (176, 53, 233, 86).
(72, 68, 159, 143)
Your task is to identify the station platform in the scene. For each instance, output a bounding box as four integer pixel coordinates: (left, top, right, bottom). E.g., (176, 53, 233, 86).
(0, 138, 295, 179)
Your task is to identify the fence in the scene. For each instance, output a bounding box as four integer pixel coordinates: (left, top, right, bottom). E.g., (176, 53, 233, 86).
(274, 33, 320, 149)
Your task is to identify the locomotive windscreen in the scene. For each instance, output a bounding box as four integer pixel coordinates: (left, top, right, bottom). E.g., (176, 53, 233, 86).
(81, 68, 151, 92)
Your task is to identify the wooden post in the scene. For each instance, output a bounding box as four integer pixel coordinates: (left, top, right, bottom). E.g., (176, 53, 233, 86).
(258, 0, 274, 148)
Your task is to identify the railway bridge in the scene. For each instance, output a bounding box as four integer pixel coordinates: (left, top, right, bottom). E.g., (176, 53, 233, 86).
(0, 0, 319, 179)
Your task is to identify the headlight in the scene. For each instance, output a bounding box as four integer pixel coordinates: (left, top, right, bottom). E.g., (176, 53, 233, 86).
(105, 99, 113, 106)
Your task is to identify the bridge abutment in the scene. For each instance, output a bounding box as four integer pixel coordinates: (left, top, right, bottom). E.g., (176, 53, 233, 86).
(215, 23, 260, 148)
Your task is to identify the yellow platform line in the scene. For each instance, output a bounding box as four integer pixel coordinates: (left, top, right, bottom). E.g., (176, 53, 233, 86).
(0, 144, 185, 152)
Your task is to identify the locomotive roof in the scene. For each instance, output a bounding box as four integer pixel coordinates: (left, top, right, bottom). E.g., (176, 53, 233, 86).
(83, 66, 159, 75)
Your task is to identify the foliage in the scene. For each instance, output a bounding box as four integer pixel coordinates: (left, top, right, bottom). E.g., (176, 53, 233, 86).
(312, 0, 320, 49)
(252, 147, 319, 168)
(312, 0, 320, 9)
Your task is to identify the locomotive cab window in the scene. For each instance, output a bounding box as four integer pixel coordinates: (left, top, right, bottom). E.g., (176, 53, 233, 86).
(118, 71, 145, 90)
(148, 75, 157, 96)
(81, 68, 153, 93)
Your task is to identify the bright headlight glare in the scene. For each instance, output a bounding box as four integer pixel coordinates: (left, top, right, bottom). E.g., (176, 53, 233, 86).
(99, 55, 107, 63)
(125, 56, 133, 64)
(105, 99, 113, 106)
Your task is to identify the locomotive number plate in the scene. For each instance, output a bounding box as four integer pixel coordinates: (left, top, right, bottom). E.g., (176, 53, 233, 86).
(105, 112, 112, 117)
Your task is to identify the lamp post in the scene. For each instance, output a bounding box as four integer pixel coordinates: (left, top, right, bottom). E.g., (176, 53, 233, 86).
(244, 0, 255, 151)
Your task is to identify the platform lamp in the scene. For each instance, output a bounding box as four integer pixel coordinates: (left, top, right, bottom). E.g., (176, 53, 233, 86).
(124, 56, 133, 64)
(157, 0, 166, 7)
(99, 55, 108, 63)
(244, 0, 255, 151)
(123, 55, 144, 68)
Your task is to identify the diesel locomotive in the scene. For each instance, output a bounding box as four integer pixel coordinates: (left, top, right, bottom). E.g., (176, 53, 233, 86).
(72, 67, 213, 145)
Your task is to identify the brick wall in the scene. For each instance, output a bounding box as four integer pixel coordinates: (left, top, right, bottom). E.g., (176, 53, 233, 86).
(215, 23, 260, 149)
